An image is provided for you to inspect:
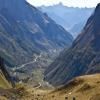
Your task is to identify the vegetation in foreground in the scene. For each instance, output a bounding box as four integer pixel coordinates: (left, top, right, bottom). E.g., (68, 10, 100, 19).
(0, 74, 100, 100)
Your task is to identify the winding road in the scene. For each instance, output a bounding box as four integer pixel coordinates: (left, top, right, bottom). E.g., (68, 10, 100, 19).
(34, 82, 42, 89)
(12, 54, 42, 71)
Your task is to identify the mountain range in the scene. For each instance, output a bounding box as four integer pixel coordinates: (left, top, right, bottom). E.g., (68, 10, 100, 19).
(0, 0, 73, 68)
(0, 1, 100, 100)
(44, 3, 100, 86)
(39, 3, 94, 38)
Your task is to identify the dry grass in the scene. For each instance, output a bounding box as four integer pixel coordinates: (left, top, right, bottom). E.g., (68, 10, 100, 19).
(0, 71, 12, 89)
(0, 74, 100, 100)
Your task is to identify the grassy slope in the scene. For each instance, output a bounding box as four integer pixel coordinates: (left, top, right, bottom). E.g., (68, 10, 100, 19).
(0, 74, 100, 100)
(0, 70, 11, 89)
(27, 74, 100, 100)
(46, 74, 100, 100)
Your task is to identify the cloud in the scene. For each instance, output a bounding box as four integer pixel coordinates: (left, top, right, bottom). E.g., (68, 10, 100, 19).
(27, 0, 100, 7)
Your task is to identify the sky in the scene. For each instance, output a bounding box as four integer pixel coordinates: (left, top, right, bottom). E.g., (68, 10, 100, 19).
(27, 0, 100, 7)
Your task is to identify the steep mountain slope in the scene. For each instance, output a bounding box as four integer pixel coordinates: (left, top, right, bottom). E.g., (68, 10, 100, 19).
(0, 57, 12, 89)
(39, 3, 94, 38)
(0, 0, 73, 67)
(0, 71, 11, 89)
(44, 3, 100, 86)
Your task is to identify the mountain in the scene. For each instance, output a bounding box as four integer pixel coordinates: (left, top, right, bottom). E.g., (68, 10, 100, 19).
(0, 0, 73, 67)
(39, 3, 94, 38)
(44, 3, 100, 86)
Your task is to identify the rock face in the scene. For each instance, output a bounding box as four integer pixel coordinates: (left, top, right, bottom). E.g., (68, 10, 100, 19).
(0, 0, 73, 66)
(44, 3, 100, 86)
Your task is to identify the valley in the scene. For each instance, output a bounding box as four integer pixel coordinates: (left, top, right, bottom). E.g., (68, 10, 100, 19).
(44, 3, 100, 86)
(0, 0, 100, 100)
(13, 53, 42, 70)
(0, 0, 73, 87)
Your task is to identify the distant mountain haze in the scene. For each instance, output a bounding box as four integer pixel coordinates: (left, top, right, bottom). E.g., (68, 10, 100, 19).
(44, 3, 100, 86)
(39, 3, 94, 38)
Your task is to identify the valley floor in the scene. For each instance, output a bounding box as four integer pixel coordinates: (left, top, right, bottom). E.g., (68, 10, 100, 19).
(0, 74, 100, 100)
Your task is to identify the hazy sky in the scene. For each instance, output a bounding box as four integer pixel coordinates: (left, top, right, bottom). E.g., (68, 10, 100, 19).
(27, 0, 100, 7)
